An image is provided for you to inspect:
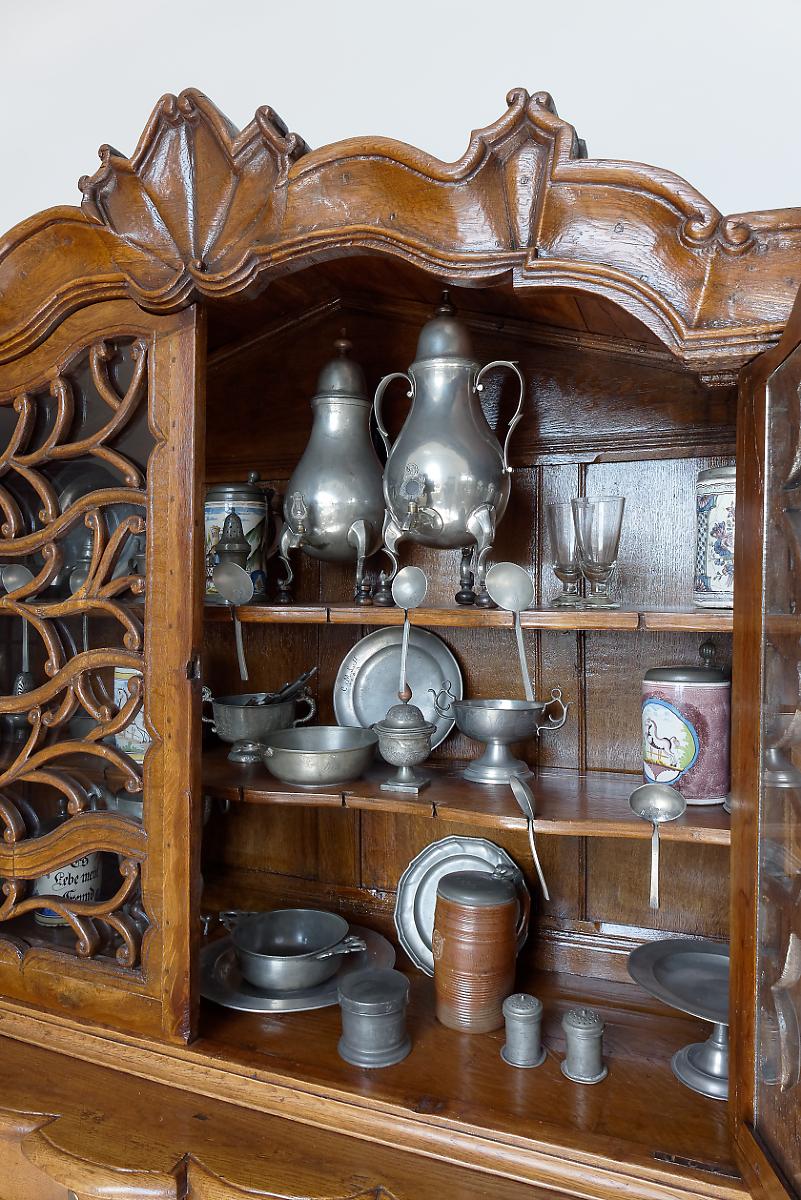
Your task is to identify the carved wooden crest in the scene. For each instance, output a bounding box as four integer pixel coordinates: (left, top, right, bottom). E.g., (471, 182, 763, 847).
(1, 87, 801, 368)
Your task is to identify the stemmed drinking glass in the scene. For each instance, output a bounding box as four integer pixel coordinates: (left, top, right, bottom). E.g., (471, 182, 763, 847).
(571, 495, 625, 608)
(546, 501, 582, 607)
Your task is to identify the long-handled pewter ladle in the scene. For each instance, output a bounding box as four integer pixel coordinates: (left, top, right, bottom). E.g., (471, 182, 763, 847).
(485, 562, 535, 702)
(212, 561, 254, 683)
(629, 783, 686, 909)
(509, 774, 550, 901)
(2, 564, 36, 697)
(391, 566, 428, 702)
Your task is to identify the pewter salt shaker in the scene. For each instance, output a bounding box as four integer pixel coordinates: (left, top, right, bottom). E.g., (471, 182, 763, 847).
(501, 993, 545, 1068)
(337, 967, 411, 1069)
(561, 1007, 608, 1084)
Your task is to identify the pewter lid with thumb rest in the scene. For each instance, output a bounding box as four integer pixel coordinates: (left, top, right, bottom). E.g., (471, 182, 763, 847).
(436, 868, 517, 907)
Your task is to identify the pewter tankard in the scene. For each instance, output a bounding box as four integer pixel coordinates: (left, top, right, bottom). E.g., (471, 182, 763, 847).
(278, 338, 386, 604)
(372, 293, 524, 606)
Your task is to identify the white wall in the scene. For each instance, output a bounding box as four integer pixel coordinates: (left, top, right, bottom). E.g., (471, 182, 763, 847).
(2, 0, 800, 236)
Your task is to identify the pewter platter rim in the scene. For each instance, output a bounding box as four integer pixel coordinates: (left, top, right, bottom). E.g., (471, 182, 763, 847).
(333, 626, 462, 749)
(200, 925, 395, 1013)
(394, 835, 529, 976)
(627, 937, 729, 1025)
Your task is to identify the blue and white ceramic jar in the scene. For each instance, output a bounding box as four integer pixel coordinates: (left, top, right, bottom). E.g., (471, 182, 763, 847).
(205, 473, 269, 600)
(694, 465, 735, 608)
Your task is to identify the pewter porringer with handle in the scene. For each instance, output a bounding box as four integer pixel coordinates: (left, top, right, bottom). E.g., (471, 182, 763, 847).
(220, 908, 367, 991)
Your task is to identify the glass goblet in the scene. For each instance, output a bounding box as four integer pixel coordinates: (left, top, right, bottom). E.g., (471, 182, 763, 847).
(571, 495, 626, 609)
(545, 501, 582, 607)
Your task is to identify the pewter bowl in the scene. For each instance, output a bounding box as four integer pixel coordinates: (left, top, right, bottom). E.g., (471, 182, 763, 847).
(453, 694, 567, 784)
(221, 908, 366, 991)
(260, 725, 377, 787)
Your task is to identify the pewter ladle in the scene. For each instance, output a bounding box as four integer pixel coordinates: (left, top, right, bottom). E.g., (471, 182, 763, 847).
(391, 566, 427, 702)
(212, 561, 254, 683)
(629, 783, 686, 909)
(3, 564, 35, 696)
(510, 774, 550, 901)
(485, 562, 534, 702)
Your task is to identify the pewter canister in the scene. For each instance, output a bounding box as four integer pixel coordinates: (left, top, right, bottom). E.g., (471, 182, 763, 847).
(433, 869, 520, 1033)
(642, 659, 730, 806)
(205, 473, 269, 599)
(337, 967, 411, 1068)
(694, 465, 735, 607)
(561, 1007, 607, 1084)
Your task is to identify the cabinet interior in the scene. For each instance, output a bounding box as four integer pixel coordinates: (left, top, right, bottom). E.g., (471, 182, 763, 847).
(196, 254, 737, 1174)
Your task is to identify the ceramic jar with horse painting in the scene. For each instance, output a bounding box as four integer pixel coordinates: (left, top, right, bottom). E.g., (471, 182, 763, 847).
(641, 649, 730, 806)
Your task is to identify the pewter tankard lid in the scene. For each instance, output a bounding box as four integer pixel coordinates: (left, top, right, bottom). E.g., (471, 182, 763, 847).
(414, 292, 474, 362)
(436, 869, 516, 907)
(315, 336, 368, 400)
(206, 471, 265, 504)
(644, 640, 729, 685)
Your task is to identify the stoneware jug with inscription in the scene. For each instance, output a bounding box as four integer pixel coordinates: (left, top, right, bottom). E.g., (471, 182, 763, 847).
(373, 293, 524, 607)
(278, 338, 386, 605)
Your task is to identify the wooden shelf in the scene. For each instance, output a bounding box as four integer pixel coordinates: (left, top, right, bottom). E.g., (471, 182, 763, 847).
(194, 964, 740, 1195)
(202, 748, 731, 845)
(205, 602, 733, 633)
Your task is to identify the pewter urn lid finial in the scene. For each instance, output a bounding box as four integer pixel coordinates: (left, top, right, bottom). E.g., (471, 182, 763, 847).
(315, 332, 368, 399)
(414, 290, 474, 361)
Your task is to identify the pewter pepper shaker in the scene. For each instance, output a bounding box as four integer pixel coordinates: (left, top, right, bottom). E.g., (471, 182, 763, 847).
(501, 993, 545, 1068)
(561, 1007, 608, 1084)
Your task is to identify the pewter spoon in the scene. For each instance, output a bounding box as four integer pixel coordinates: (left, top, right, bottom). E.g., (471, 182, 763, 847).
(391, 566, 427, 703)
(485, 562, 535, 701)
(212, 561, 254, 682)
(510, 774, 550, 900)
(629, 783, 686, 909)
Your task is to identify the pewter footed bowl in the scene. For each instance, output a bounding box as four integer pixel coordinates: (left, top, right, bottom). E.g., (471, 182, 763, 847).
(443, 690, 568, 784)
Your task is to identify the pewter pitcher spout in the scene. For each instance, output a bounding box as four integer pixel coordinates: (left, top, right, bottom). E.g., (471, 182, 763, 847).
(372, 293, 524, 607)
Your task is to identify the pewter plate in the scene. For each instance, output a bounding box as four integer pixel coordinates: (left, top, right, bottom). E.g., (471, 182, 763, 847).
(200, 925, 395, 1013)
(394, 835, 529, 976)
(334, 627, 462, 750)
(628, 937, 729, 1025)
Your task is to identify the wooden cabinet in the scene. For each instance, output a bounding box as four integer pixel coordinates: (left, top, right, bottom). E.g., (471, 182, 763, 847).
(0, 86, 797, 1200)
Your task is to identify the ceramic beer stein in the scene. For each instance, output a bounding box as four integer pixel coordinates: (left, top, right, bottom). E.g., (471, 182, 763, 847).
(433, 868, 529, 1032)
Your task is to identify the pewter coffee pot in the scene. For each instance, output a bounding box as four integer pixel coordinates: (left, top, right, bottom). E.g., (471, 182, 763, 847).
(278, 338, 386, 604)
(373, 293, 524, 606)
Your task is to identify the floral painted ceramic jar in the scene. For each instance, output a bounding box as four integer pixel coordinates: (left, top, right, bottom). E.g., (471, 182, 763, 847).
(642, 662, 730, 806)
(694, 465, 735, 607)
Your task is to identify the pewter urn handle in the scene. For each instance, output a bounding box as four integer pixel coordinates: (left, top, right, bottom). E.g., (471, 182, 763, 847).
(428, 679, 456, 719)
(473, 360, 525, 474)
(373, 372, 416, 457)
(536, 686, 569, 734)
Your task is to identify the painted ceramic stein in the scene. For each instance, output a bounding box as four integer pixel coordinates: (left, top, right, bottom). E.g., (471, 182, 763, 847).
(205, 473, 270, 600)
(694, 465, 735, 607)
(33, 808, 101, 926)
(114, 666, 150, 764)
(642, 650, 730, 806)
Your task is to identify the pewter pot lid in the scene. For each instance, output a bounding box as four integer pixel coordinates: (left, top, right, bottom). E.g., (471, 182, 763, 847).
(414, 291, 474, 363)
(374, 702, 436, 736)
(314, 336, 368, 400)
(206, 471, 265, 504)
(338, 966, 410, 1014)
(697, 464, 736, 486)
(436, 868, 516, 907)
(644, 641, 729, 685)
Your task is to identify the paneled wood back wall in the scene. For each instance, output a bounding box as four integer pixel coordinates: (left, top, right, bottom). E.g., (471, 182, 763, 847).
(201, 273, 735, 980)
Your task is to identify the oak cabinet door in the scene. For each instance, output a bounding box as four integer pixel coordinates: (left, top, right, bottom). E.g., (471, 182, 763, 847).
(0, 300, 204, 1043)
(732, 304, 801, 1199)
